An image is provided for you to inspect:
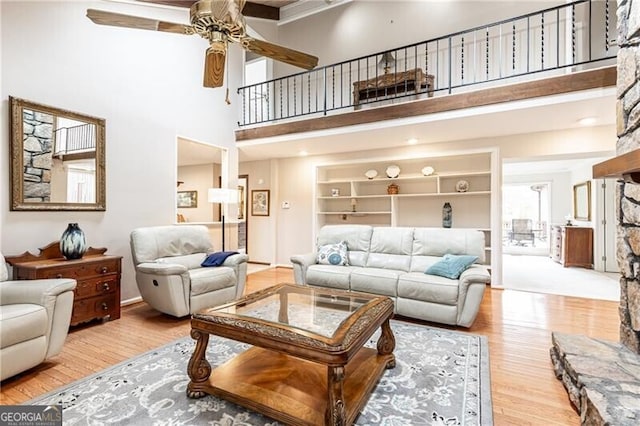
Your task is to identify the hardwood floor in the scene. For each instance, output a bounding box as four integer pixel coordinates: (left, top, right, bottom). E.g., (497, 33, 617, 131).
(0, 267, 619, 425)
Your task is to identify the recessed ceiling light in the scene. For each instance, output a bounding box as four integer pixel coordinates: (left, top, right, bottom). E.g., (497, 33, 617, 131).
(407, 138, 418, 145)
(299, 150, 308, 156)
(578, 117, 597, 126)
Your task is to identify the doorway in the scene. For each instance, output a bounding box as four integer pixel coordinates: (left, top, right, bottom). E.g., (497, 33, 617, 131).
(502, 183, 550, 256)
(238, 174, 249, 254)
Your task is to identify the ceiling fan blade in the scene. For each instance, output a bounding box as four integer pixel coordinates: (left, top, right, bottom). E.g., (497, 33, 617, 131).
(243, 38, 318, 70)
(204, 46, 226, 88)
(86, 9, 192, 35)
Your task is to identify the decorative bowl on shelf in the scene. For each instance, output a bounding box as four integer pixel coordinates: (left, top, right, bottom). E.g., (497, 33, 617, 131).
(387, 183, 399, 194)
(455, 180, 469, 193)
(386, 165, 400, 178)
(365, 169, 378, 179)
(421, 166, 435, 176)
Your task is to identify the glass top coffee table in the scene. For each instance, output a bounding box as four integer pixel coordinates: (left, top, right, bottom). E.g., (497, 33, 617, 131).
(187, 283, 395, 426)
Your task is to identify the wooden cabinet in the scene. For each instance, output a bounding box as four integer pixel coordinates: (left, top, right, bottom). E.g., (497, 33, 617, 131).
(315, 152, 493, 264)
(5, 242, 122, 326)
(550, 225, 593, 268)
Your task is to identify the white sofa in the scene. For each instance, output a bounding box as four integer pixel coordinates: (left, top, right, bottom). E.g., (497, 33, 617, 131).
(291, 225, 491, 327)
(0, 253, 76, 381)
(130, 225, 249, 317)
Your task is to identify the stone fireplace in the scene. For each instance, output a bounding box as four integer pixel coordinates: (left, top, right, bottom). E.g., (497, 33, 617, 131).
(550, 1, 640, 424)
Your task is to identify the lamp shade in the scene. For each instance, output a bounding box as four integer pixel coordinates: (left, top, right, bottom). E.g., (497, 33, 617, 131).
(378, 51, 396, 73)
(208, 188, 238, 204)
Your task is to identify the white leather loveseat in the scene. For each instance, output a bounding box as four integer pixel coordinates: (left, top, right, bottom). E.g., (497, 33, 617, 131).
(0, 253, 76, 381)
(291, 225, 490, 327)
(130, 225, 249, 317)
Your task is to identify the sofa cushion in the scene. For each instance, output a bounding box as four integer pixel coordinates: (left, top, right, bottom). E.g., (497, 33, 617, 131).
(157, 253, 207, 270)
(130, 225, 213, 264)
(426, 254, 478, 279)
(351, 268, 401, 297)
(411, 228, 485, 271)
(397, 272, 459, 305)
(306, 265, 358, 290)
(0, 304, 48, 348)
(317, 241, 349, 266)
(366, 227, 414, 272)
(316, 225, 372, 267)
(189, 267, 235, 296)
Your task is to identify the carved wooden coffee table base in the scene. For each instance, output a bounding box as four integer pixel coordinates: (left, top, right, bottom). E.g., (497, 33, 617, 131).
(186, 284, 395, 426)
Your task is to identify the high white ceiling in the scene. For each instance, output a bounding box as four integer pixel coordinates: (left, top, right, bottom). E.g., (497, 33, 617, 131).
(236, 86, 616, 165)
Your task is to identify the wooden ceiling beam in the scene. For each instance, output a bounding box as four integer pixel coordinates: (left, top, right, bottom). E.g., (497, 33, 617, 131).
(241, 2, 280, 20)
(136, 0, 281, 20)
(137, 0, 197, 8)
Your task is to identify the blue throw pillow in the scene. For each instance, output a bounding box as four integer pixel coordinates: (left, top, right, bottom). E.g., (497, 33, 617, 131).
(425, 254, 478, 279)
(317, 241, 349, 266)
(201, 251, 238, 267)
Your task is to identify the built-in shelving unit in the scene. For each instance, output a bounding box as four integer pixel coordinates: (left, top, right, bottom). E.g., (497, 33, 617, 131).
(315, 152, 494, 264)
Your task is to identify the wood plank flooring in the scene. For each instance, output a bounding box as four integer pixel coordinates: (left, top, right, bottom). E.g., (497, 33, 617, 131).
(0, 267, 619, 425)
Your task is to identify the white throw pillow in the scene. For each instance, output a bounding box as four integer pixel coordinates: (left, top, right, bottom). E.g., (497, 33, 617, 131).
(317, 241, 349, 266)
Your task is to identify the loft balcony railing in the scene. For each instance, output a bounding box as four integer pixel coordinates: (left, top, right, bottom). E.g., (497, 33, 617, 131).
(53, 123, 97, 157)
(238, 0, 617, 127)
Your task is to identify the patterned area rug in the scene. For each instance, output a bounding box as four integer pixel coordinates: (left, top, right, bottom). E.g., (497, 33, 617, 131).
(29, 321, 492, 425)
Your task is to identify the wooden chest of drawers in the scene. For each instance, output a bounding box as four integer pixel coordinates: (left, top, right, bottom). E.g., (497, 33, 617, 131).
(5, 243, 122, 326)
(550, 225, 593, 269)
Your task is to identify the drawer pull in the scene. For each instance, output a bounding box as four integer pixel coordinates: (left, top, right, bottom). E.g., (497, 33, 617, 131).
(100, 267, 108, 274)
(102, 282, 110, 292)
(101, 302, 109, 311)
(56, 274, 63, 279)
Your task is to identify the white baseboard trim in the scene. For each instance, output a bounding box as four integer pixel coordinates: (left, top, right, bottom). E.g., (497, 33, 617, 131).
(121, 296, 143, 307)
(274, 264, 293, 269)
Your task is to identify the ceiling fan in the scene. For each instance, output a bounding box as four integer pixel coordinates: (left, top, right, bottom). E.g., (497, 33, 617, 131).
(86, 0, 318, 88)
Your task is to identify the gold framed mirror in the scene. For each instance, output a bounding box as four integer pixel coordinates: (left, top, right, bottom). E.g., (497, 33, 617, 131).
(573, 181, 591, 221)
(10, 97, 106, 211)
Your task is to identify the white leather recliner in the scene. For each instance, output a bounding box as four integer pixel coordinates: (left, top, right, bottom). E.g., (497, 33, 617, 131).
(0, 253, 76, 381)
(130, 225, 249, 317)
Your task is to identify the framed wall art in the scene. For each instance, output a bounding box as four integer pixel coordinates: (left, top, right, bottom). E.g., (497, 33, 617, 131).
(177, 190, 198, 208)
(251, 189, 270, 216)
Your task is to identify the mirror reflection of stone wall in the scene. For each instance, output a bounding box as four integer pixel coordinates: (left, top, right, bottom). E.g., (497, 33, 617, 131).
(22, 109, 54, 202)
(22, 108, 97, 203)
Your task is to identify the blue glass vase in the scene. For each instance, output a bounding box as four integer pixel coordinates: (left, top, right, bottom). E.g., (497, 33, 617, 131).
(442, 202, 452, 228)
(60, 223, 87, 260)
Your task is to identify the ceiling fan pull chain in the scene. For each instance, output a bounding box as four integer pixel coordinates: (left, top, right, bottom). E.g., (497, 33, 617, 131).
(225, 54, 231, 105)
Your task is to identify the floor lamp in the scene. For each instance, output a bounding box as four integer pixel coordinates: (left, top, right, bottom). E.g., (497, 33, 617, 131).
(208, 188, 238, 252)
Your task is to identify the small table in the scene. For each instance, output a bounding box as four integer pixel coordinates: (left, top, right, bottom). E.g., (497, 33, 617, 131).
(353, 68, 435, 105)
(187, 283, 395, 426)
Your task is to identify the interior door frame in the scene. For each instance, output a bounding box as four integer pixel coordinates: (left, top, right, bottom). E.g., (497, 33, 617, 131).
(238, 174, 249, 254)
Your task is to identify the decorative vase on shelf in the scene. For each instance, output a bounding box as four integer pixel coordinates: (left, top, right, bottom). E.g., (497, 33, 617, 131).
(442, 202, 452, 228)
(60, 223, 87, 260)
(387, 183, 399, 194)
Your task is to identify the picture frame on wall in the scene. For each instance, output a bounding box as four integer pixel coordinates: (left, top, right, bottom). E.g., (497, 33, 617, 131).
(177, 191, 198, 208)
(238, 176, 248, 220)
(251, 189, 270, 216)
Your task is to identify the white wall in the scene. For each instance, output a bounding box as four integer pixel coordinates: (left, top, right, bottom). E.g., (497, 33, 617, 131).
(238, 159, 276, 263)
(273, 1, 566, 75)
(1, 1, 243, 301)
